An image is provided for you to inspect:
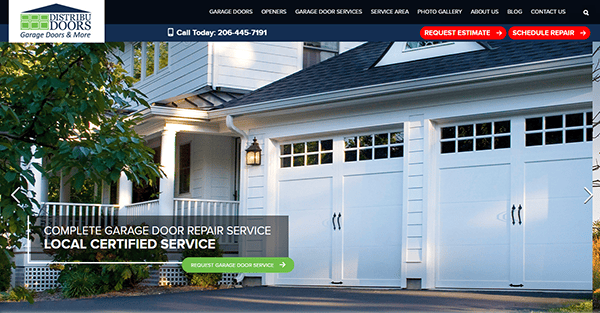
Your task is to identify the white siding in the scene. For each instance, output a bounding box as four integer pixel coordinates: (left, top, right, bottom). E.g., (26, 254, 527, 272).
(212, 42, 302, 91)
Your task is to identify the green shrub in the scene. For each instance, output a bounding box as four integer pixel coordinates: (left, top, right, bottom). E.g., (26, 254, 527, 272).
(181, 234, 223, 287)
(0, 250, 12, 292)
(60, 269, 100, 298)
(190, 273, 222, 288)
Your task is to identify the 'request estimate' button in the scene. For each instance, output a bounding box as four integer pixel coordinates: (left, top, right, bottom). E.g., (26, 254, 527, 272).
(420, 26, 506, 40)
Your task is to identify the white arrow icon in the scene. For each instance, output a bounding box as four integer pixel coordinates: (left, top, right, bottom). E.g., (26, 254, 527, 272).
(584, 187, 593, 204)
(11, 188, 21, 203)
(497, 30, 503, 36)
(581, 31, 587, 36)
(280, 262, 286, 268)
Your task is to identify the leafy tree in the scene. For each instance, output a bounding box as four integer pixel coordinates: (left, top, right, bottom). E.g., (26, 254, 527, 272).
(0, 43, 162, 258)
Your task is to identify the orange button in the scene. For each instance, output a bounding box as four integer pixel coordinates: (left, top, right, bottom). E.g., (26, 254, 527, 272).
(420, 26, 506, 40)
(508, 26, 590, 40)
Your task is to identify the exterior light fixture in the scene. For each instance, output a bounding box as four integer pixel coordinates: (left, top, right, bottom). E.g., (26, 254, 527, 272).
(245, 137, 262, 166)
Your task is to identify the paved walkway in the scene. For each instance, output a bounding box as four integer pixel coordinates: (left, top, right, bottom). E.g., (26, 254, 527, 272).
(0, 286, 590, 312)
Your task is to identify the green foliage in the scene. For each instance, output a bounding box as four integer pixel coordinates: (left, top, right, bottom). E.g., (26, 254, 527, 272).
(60, 269, 100, 298)
(0, 43, 163, 254)
(0, 250, 12, 292)
(47, 227, 167, 297)
(190, 273, 222, 288)
(549, 300, 592, 312)
(1, 286, 35, 304)
(47, 175, 101, 203)
(181, 234, 223, 287)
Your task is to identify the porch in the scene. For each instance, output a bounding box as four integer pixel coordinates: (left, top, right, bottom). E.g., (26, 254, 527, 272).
(14, 108, 253, 290)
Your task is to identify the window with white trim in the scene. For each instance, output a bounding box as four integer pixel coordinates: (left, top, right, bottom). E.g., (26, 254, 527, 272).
(344, 131, 404, 162)
(525, 112, 593, 146)
(280, 139, 333, 168)
(441, 121, 511, 154)
(132, 42, 169, 83)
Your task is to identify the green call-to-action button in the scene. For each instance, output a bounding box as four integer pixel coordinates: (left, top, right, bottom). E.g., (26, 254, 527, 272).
(182, 257, 294, 273)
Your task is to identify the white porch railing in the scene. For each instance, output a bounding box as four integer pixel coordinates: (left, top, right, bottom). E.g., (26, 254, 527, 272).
(40, 202, 120, 228)
(122, 199, 160, 216)
(173, 198, 240, 244)
(173, 198, 239, 217)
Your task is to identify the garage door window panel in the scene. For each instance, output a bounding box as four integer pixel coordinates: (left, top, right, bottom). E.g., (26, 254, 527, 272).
(525, 112, 592, 147)
(280, 139, 334, 168)
(441, 120, 511, 154)
(345, 131, 404, 162)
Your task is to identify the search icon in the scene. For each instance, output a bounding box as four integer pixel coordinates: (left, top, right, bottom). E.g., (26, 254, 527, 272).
(583, 9, 589, 16)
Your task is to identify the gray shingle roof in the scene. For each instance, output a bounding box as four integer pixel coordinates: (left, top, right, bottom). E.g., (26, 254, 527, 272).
(222, 41, 592, 108)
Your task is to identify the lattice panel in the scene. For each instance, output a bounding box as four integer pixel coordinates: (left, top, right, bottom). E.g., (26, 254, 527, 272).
(23, 267, 60, 292)
(220, 273, 236, 285)
(158, 267, 189, 286)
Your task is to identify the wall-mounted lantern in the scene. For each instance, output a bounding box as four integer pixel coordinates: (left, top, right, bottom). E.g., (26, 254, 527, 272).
(245, 137, 262, 166)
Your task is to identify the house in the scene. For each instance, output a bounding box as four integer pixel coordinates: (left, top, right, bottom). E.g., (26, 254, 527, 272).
(17, 41, 594, 291)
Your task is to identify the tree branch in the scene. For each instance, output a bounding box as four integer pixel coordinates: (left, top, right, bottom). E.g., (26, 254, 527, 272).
(0, 131, 57, 149)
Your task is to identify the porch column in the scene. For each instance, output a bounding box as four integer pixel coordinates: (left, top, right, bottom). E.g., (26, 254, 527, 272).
(59, 170, 72, 203)
(118, 172, 133, 208)
(159, 129, 177, 216)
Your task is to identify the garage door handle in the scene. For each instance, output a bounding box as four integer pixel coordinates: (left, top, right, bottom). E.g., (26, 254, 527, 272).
(518, 205, 522, 225)
(337, 213, 341, 230)
(332, 213, 337, 230)
(511, 205, 516, 225)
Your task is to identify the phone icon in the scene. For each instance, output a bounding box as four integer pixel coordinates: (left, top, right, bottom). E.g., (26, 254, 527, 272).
(168, 28, 174, 37)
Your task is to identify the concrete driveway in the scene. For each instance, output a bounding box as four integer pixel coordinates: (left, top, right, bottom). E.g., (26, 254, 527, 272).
(0, 286, 590, 312)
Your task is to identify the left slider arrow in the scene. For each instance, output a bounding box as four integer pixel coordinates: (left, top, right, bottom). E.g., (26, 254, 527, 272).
(11, 188, 21, 203)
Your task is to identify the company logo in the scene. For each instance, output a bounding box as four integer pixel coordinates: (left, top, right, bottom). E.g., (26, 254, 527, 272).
(9, 0, 104, 43)
(20, 4, 91, 31)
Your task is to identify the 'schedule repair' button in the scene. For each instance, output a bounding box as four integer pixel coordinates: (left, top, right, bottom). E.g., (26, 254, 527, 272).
(182, 257, 294, 273)
(508, 26, 590, 40)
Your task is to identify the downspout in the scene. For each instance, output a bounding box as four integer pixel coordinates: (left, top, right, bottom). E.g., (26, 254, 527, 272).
(226, 115, 248, 141)
(225, 115, 247, 286)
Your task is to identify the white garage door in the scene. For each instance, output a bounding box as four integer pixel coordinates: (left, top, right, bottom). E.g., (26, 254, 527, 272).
(436, 112, 592, 290)
(276, 131, 404, 286)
